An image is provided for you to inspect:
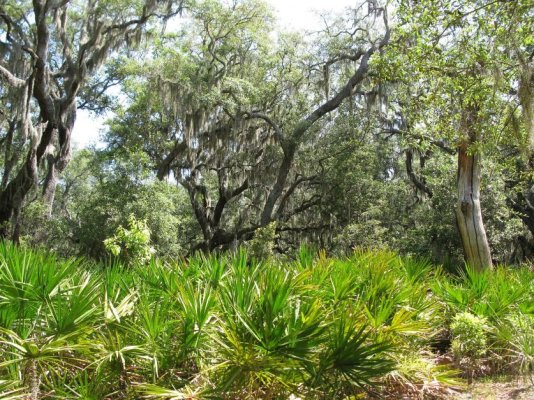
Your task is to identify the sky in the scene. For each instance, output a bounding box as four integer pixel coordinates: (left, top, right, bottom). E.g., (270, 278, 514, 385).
(72, 0, 356, 149)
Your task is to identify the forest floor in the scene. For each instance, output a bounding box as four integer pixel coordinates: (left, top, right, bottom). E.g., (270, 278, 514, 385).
(378, 377, 534, 399)
(450, 379, 534, 400)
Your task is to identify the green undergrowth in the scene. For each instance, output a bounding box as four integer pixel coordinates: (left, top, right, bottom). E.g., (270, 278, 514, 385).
(0, 243, 532, 399)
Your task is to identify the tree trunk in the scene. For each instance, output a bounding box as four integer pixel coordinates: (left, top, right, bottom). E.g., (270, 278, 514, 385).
(0, 145, 40, 237)
(42, 156, 59, 216)
(25, 358, 40, 400)
(42, 101, 75, 217)
(455, 138, 492, 270)
(261, 145, 296, 225)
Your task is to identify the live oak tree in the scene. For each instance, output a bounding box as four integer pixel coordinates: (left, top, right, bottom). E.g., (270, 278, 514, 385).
(107, 0, 391, 252)
(107, 0, 280, 251)
(0, 0, 183, 239)
(3, 0, 531, 265)
(377, 0, 533, 270)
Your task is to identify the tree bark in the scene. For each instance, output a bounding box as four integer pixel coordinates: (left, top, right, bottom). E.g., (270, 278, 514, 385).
(455, 134, 492, 271)
(42, 112, 75, 216)
(0, 144, 39, 238)
(405, 149, 433, 198)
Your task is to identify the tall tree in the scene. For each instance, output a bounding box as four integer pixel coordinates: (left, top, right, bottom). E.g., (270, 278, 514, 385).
(378, 0, 533, 269)
(106, 0, 391, 252)
(0, 0, 183, 238)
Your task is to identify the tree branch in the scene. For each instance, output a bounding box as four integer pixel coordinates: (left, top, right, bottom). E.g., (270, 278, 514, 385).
(244, 111, 285, 144)
(281, 195, 322, 221)
(212, 179, 249, 227)
(275, 174, 318, 218)
(0, 64, 26, 87)
(405, 149, 433, 198)
(156, 141, 187, 180)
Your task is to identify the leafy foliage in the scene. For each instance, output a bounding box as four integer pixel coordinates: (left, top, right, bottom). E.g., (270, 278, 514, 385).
(451, 313, 488, 360)
(246, 222, 277, 261)
(104, 215, 155, 264)
(1, 0, 534, 396)
(0, 243, 531, 398)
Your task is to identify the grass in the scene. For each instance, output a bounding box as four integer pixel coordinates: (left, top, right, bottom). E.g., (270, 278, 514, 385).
(0, 243, 532, 399)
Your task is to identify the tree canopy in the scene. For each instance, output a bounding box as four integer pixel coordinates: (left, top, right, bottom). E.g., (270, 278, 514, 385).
(0, 0, 533, 269)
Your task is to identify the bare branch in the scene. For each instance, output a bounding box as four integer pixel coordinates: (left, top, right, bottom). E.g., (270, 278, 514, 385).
(0, 64, 26, 87)
(281, 195, 322, 221)
(383, 127, 456, 155)
(212, 179, 249, 226)
(275, 174, 318, 218)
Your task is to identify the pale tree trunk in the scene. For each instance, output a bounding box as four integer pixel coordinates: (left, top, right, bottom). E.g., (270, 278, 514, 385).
(455, 110, 492, 270)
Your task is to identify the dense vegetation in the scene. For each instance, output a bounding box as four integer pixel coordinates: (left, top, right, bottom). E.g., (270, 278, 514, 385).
(0, 0, 531, 269)
(1, 0, 534, 397)
(0, 243, 532, 399)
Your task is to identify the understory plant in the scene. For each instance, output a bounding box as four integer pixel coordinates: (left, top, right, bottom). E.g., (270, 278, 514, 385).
(0, 243, 532, 399)
(450, 312, 488, 381)
(104, 215, 155, 265)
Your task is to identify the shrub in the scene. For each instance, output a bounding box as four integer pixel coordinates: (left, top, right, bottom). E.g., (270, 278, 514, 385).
(497, 312, 534, 375)
(104, 215, 155, 264)
(450, 312, 489, 381)
(450, 312, 488, 360)
(1, 244, 531, 398)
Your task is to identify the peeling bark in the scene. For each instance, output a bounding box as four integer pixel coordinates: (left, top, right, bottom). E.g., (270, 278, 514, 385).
(455, 110, 492, 270)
